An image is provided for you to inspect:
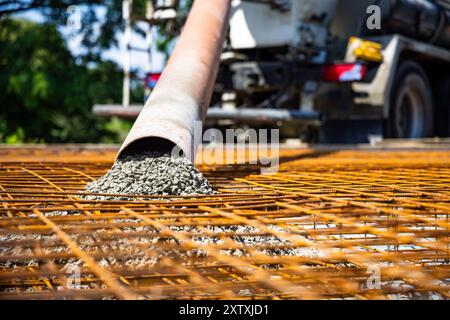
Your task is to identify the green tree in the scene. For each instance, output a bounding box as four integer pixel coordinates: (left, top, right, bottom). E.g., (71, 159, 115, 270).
(0, 1, 194, 61)
(0, 0, 156, 62)
(0, 18, 135, 143)
(0, 1, 195, 143)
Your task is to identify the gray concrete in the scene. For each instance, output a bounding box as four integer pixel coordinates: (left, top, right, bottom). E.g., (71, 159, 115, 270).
(83, 152, 215, 200)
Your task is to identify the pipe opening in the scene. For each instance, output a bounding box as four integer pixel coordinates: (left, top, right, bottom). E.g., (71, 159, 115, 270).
(117, 137, 182, 160)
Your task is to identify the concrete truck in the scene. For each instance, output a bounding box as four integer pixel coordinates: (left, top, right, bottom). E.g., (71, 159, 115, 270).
(205, 0, 450, 143)
(96, 0, 450, 144)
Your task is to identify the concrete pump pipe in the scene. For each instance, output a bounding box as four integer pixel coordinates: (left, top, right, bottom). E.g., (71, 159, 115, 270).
(116, 0, 232, 162)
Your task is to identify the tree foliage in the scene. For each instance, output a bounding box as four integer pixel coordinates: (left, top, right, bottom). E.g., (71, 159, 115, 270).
(0, 0, 151, 62)
(0, 18, 136, 143)
(0, 1, 194, 61)
(0, 1, 194, 143)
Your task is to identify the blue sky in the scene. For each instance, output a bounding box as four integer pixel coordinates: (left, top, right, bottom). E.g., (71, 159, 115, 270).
(15, 7, 166, 75)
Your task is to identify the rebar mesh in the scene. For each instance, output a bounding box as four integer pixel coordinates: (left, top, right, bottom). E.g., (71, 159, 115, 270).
(0, 146, 449, 300)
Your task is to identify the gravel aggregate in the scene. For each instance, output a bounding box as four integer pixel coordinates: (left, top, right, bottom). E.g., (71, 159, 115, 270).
(83, 151, 215, 200)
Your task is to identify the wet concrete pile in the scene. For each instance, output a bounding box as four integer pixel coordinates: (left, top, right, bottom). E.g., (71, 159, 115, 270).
(83, 152, 215, 200)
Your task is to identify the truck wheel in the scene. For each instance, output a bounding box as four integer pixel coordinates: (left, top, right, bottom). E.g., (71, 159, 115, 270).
(386, 61, 434, 138)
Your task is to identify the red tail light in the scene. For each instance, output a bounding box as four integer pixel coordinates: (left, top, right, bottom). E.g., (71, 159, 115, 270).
(322, 63, 367, 82)
(145, 72, 162, 89)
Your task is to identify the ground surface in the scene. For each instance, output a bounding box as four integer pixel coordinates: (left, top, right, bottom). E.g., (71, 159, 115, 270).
(0, 144, 449, 299)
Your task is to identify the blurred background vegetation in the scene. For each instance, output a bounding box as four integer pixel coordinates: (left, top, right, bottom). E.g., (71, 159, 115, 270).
(0, 0, 187, 144)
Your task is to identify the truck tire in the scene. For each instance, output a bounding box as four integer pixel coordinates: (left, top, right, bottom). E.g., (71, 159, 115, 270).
(386, 61, 434, 138)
